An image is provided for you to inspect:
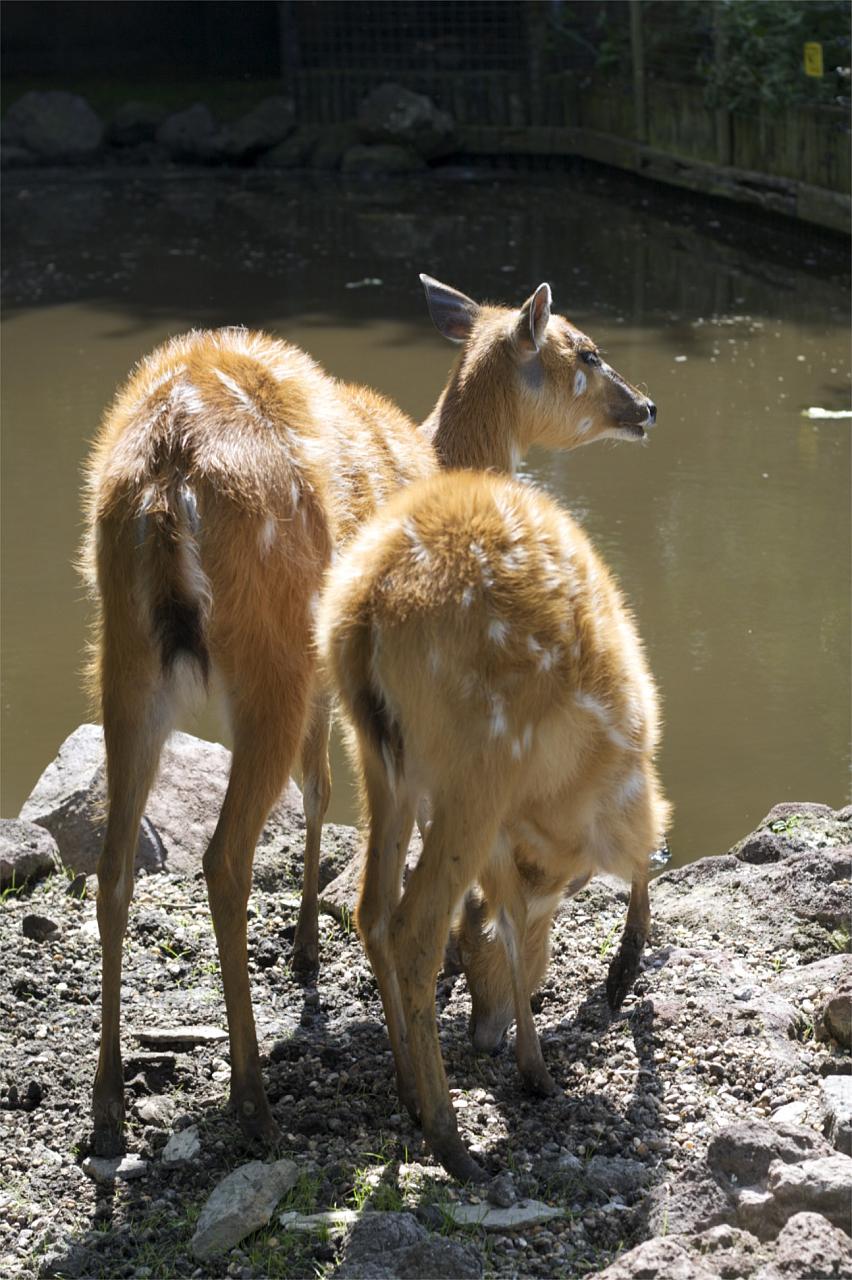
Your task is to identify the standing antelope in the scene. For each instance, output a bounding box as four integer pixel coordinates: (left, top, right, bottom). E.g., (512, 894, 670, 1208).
(83, 276, 655, 1157)
(318, 470, 670, 1182)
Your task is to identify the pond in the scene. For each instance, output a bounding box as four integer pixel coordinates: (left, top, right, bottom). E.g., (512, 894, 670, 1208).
(1, 164, 849, 868)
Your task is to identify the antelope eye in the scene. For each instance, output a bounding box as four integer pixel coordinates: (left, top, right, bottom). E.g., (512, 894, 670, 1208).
(580, 350, 601, 367)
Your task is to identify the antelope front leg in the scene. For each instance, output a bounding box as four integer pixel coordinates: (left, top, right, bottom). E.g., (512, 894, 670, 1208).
(606, 872, 650, 1010)
(293, 696, 332, 980)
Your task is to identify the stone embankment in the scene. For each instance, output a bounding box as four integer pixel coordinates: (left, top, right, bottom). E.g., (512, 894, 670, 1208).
(1, 84, 456, 176)
(1, 725, 850, 1279)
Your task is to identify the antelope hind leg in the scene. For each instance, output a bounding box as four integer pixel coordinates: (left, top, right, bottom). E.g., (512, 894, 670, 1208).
(606, 873, 650, 1010)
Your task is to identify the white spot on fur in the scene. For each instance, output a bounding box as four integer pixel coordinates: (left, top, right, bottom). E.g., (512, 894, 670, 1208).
(522, 723, 533, 753)
(428, 647, 441, 675)
(461, 586, 474, 608)
(575, 691, 633, 750)
(527, 635, 543, 657)
(171, 380, 206, 418)
(290, 480, 301, 511)
(214, 367, 258, 415)
(509, 444, 521, 474)
(537, 646, 561, 673)
(488, 617, 509, 645)
(259, 515, 277, 555)
(503, 547, 527, 572)
(402, 517, 431, 566)
(618, 769, 646, 807)
(574, 369, 587, 396)
(488, 692, 507, 738)
(577, 416, 593, 434)
(469, 540, 494, 586)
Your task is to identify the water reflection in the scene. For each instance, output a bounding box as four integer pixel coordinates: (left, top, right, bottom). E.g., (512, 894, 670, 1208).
(2, 168, 849, 866)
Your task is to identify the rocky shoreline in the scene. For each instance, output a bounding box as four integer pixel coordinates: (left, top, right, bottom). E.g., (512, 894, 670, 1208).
(2, 85, 456, 177)
(1, 725, 850, 1279)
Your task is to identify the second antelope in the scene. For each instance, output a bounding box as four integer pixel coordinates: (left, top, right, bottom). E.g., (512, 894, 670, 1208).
(319, 470, 670, 1182)
(83, 276, 655, 1156)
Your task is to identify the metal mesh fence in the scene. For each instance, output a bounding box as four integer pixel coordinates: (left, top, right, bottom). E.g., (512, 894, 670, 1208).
(285, 0, 849, 194)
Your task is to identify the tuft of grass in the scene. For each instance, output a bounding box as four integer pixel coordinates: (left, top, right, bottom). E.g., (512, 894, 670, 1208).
(598, 920, 620, 958)
(281, 1170, 323, 1216)
(829, 925, 850, 953)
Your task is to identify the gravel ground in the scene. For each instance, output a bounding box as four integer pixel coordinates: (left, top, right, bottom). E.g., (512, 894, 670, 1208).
(1, 775, 849, 1279)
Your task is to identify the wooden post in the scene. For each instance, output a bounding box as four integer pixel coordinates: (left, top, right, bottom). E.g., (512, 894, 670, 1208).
(713, 1, 732, 166)
(629, 0, 647, 144)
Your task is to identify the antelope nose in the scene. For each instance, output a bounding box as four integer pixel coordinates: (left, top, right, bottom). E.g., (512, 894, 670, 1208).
(646, 401, 657, 425)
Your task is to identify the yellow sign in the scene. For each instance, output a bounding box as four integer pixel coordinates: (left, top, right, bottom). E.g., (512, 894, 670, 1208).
(804, 42, 824, 77)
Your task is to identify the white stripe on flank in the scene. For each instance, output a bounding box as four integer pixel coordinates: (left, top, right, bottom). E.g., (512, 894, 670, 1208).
(574, 369, 587, 396)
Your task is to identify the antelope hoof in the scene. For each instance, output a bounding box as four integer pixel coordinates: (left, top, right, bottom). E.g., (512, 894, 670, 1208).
(233, 1093, 281, 1147)
(431, 1135, 487, 1185)
(291, 936, 319, 983)
(521, 1063, 558, 1098)
(606, 928, 646, 1011)
(92, 1089, 125, 1156)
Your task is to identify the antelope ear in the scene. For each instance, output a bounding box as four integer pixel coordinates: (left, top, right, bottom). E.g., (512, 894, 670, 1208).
(517, 282, 552, 353)
(419, 274, 480, 344)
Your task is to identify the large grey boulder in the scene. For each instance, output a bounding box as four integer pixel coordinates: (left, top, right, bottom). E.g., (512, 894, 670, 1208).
(336, 1211, 482, 1279)
(0, 818, 60, 888)
(822, 1076, 852, 1156)
(212, 96, 295, 160)
(739, 1155, 852, 1239)
(595, 1237, 719, 1279)
(19, 723, 303, 879)
(818, 972, 852, 1050)
(765, 1211, 852, 1278)
(191, 1159, 298, 1258)
(156, 104, 217, 160)
(707, 1119, 835, 1190)
(3, 91, 104, 160)
(358, 84, 455, 159)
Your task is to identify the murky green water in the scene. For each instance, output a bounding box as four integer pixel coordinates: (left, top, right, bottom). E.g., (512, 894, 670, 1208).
(2, 166, 849, 866)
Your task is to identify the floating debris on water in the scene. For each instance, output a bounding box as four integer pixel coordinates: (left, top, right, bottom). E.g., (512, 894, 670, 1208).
(802, 407, 852, 419)
(344, 277, 383, 289)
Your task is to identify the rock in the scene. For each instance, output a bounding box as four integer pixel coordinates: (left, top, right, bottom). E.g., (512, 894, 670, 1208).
(646, 1169, 734, 1236)
(257, 126, 318, 169)
(123, 1052, 176, 1092)
(138, 1025, 227, 1049)
(818, 974, 852, 1049)
(321, 831, 419, 922)
(191, 1159, 298, 1259)
(764, 1155, 852, 1235)
(443, 1199, 562, 1230)
(156, 104, 217, 160)
(212, 96, 295, 160)
(132, 1096, 174, 1129)
(1, 144, 35, 169)
(279, 1208, 361, 1232)
(822, 1076, 852, 1155)
(358, 84, 455, 158)
(584, 1155, 649, 1197)
(65, 872, 89, 898)
(310, 123, 361, 171)
(486, 1172, 516, 1207)
(708, 1119, 835, 1189)
(690, 1224, 769, 1280)
(20, 724, 303, 878)
(82, 1154, 148, 1184)
(162, 1124, 200, 1167)
(341, 144, 425, 175)
(594, 1237, 719, 1279)
(335, 1211, 482, 1279)
(0, 818, 60, 888)
(107, 101, 167, 147)
(735, 831, 790, 865)
(769, 1210, 852, 1277)
(21, 914, 60, 943)
(3, 92, 103, 160)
